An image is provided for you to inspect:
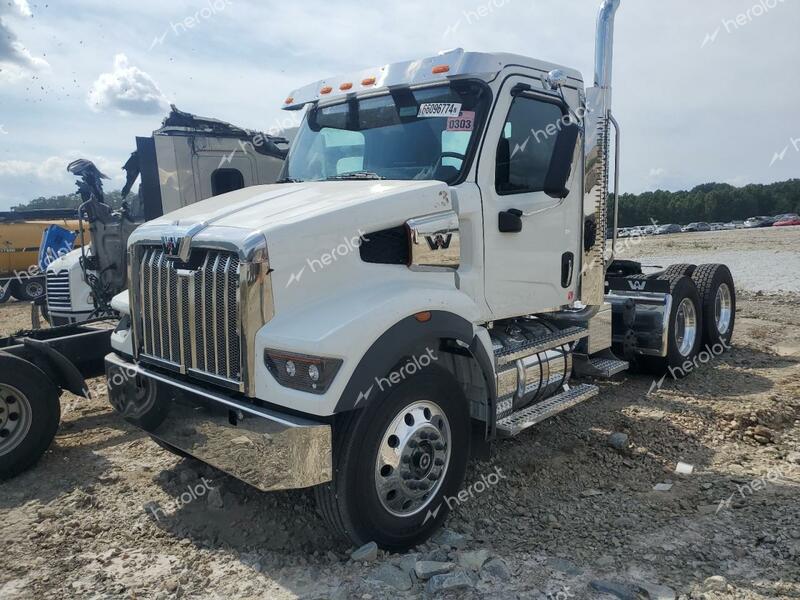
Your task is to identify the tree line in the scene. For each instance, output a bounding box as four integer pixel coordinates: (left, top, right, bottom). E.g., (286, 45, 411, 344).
(14, 178, 800, 228)
(613, 179, 800, 227)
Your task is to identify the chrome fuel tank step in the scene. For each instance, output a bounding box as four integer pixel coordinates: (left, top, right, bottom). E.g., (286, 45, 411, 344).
(496, 383, 599, 437)
(573, 351, 629, 378)
(494, 325, 588, 366)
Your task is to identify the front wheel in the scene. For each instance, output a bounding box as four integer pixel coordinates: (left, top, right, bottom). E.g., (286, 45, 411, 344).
(12, 277, 46, 302)
(315, 366, 470, 551)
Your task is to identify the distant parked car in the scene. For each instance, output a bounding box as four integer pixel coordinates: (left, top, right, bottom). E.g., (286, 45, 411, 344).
(744, 216, 772, 228)
(655, 224, 682, 235)
(774, 214, 800, 227)
(643, 225, 656, 235)
(682, 222, 711, 232)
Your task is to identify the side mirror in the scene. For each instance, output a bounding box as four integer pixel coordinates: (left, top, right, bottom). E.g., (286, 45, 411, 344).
(543, 122, 580, 199)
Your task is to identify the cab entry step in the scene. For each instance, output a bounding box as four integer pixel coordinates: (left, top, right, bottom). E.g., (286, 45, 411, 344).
(496, 383, 599, 437)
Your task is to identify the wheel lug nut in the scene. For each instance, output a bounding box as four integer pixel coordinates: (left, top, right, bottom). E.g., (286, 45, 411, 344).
(434, 442, 445, 450)
(434, 458, 444, 466)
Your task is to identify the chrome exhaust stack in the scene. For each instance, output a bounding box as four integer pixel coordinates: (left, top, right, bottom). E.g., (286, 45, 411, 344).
(580, 0, 621, 308)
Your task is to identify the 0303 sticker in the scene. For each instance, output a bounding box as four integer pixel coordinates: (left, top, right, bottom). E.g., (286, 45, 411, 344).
(447, 111, 475, 132)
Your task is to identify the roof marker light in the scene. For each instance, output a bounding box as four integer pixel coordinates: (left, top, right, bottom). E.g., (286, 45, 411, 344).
(320, 86, 333, 95)
(361, 76, 377, 86)
(340, 82, 353, 91)
(432, 64, 450, 74)
(284, 97, 294, 104)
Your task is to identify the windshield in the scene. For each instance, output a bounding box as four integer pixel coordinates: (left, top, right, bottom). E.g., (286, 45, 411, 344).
(280, 81, 490, 184)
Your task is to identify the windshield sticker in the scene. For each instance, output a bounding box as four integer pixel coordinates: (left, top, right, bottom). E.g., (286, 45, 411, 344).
(418, 103, 462, 118)
(446, 111, 476, 132)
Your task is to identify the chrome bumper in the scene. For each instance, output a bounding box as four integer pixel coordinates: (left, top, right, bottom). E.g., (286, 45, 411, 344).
(105, 352, 332, 492)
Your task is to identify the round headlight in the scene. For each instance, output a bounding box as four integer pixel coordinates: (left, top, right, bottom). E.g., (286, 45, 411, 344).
(285, 360, 297, 377)
(308, 364, 320, 382)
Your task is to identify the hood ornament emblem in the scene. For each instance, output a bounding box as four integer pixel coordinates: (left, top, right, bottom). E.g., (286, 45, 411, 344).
(162, 235, 191, 261)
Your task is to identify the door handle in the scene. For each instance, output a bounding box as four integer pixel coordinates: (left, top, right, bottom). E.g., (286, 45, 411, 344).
(498, 209, 523, 233)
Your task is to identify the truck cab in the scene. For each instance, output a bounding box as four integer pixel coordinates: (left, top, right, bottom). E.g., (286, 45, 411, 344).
(106, 1, 736, 550)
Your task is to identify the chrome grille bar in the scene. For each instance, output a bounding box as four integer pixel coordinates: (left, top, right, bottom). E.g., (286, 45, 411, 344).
(136, 246, 242, 386)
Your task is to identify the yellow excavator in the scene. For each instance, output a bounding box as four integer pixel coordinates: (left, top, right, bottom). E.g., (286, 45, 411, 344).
(0, 211, 87, 302)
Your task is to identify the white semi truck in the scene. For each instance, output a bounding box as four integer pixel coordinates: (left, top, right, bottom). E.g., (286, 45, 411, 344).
(104, 1, 736, 550)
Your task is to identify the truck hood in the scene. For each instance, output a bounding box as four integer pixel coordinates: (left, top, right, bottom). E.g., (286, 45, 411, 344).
(143, 180, 451, 235)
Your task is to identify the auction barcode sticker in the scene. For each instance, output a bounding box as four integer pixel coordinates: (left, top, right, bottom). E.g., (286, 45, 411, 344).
(418, 103, 462, 118)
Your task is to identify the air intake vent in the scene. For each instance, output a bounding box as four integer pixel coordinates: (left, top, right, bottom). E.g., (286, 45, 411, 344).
(359, 226, 409, 265)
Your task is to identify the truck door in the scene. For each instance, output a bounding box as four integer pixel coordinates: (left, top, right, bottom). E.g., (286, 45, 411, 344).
(477, 75, 582, 319)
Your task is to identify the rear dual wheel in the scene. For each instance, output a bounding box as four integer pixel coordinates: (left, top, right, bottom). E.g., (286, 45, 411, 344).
(692, 264, 735, 349)
(0, 355, 61, 480)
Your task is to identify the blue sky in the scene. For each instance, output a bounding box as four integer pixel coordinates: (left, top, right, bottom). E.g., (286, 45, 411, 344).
(1, 0, 798, 209)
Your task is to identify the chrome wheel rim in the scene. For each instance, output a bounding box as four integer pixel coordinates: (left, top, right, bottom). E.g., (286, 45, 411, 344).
(675, 298, 698, 357)
(715, 283, 732, 335)
(374, 400, 451, 517)
(0, 383, 33, 457)
(26, 280, 45, 298)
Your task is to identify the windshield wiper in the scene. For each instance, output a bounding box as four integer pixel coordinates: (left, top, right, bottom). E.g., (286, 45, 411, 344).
(276, 177, 304, 183)
(326, 171, 385, 181)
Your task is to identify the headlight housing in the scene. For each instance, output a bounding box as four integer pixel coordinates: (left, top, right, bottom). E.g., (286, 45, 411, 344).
(264, 349, 342, 394)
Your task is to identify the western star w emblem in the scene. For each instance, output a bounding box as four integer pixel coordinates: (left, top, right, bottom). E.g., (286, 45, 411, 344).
(628, 280, 647, 291)
(162, 235, 187, 258)
(425, 233, 453, 251)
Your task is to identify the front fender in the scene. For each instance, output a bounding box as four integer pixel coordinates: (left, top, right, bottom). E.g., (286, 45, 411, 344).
(253, 282, 494, 417)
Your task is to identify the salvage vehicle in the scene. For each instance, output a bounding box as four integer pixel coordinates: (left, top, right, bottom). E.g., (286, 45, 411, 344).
(105, 0, 737, 550)
(0, 211, 85, 303)
(0, 107, 288, 480)
(773, 214, 800, 227)
(45, 106, 290, 325)
(654, 223, 682, 235)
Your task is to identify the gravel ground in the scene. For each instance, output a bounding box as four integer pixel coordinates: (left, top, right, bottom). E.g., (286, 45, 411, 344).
(1, 228, 799, 599)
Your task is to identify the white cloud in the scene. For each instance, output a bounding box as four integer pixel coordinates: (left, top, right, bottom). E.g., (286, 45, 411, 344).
(0, 0, 49, 73)
(0, 155, 124, 185)
(87, 54, 170, 115)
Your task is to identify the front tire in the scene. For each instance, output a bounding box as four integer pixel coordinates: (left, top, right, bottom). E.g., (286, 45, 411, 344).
(315, 366, 470, 551)
(0, 283, 11, 304)
(692, 264, 735, 349)
(11, 277, 46, 302)
(0, 355, 61, 480)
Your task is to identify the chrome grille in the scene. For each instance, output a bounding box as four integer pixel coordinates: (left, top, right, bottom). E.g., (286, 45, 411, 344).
(46, 270, 72, 310)
(138, 246, 242, 385)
